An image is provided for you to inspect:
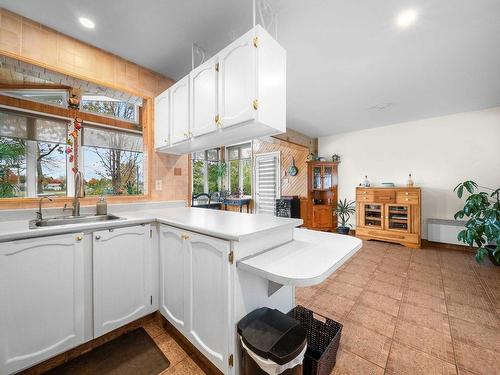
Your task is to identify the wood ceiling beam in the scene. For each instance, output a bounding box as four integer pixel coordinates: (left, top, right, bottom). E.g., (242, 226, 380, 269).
(0, 83, 72, 91)
(0, 94, 140, 132)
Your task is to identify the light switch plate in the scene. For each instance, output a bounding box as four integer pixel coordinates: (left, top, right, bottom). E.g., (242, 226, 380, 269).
(155, 179, 162, 191)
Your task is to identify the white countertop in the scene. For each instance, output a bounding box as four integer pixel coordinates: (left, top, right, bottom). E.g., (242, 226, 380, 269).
(238, 228, 362, 287)
(0, 206, 302, 242)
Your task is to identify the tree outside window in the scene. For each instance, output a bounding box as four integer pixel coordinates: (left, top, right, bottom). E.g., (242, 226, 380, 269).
(192, 149, 221, 195)
(227, 143, 252, 195)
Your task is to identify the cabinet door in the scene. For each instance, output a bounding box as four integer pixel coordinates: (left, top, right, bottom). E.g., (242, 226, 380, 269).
(190, 57, 218, 137)
(360, 203, 384, 229)
(312, 165, 322, 190)
(323, 166, 333, 190)
(186, 232, 231, 373)
(218, 29, 256, 128)
(385, 204, 411, 232)
(170, 76, 190, 144)
(0, 233, 85, 374)
(159, 226, 187, 334)
(93, 225, 151, 337)
(313, 205, 333, 228)
(154, 89, 170, 149)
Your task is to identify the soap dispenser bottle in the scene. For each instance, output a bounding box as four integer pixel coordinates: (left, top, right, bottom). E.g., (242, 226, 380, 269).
(96, 196, 107, 215)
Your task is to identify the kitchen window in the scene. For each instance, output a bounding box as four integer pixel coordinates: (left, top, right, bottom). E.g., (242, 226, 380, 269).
(81, 95, 139, 124)
(1, 89, 69, 107)
(227, 143, 252, 195)
(0, 108, 68, 198)
(192, 148, 220, 195)
(82, 126, 144, 196)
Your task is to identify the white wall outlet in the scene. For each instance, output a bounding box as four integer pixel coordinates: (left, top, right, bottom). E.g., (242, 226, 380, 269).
(155, 179, 163, 191)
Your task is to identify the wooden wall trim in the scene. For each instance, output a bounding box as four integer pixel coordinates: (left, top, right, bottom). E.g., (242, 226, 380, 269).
(0, 94, 139, 131)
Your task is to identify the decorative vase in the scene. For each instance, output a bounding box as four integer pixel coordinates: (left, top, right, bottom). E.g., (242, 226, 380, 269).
(363, 176, 370, 187)
(406, 173, 414, 187)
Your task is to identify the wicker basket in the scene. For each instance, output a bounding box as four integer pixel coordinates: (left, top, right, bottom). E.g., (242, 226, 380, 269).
(287, 305, 342, 375)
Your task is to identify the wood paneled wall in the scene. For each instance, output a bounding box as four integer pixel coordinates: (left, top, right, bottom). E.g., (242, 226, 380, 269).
(0, 8, 190, 209)
(0, 8, 174, 98)
(253, 136, 309, 198)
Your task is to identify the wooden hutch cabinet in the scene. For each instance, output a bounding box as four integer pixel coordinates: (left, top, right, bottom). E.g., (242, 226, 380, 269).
(355, 187, 421, 248)
(300, 161, 338, 231)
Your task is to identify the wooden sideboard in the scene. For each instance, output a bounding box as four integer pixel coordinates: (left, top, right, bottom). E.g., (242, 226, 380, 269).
(355, 187, 421, 248)
(301, 161, 338, 231)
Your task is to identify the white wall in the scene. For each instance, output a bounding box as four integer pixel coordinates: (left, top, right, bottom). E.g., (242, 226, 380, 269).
(319, 106, 500, 238)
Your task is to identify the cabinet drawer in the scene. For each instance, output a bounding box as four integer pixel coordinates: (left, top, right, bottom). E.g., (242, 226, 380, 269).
(356, 190, 375, 202)
(374, 190, 395, 203)
(396, 191, 419, 204)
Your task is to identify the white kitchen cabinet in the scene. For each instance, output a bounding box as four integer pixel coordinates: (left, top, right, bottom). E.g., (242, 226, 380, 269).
(93, 225, 152, 337)
(0, 233, 85, 375)
(218, 29, 255, 129)
(159, 226, 187, 334)
(159, 225, 231, 373)
(155, 25, 286, 154)
(170, 76, 190, 144)
(190, 56, 219, 137)
(154, 89, 170, 149)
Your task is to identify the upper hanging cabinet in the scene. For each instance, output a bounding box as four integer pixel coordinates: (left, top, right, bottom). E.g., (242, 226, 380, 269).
(170, 76, 190, 144)
(155, 25, 286, 154)
(190, 56, 218, 138)
(218, 28, 255, 128)
(154, 90, 170, 149)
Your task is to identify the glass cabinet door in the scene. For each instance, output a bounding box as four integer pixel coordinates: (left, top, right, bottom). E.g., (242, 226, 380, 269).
(313, 166, 322, 190)
(362, 203, 383, 228)
(385, 204, 410, 232)
(323, 166, 333, 190)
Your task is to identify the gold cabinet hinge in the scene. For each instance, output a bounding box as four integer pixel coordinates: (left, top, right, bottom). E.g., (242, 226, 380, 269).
(215, 114, 221, 126)
(252, 99, 258, 110)
(215, 62, 219, 72)
(228, 251, 234, 264)
(253, 37, 259, 48)
(228, 354, 234, 367)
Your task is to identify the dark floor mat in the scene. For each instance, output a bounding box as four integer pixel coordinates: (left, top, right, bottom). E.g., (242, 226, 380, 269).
(45, 328, 170, 375)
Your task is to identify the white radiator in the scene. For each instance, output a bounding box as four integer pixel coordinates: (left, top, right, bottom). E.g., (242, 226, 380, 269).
(427, 218, 467, 245)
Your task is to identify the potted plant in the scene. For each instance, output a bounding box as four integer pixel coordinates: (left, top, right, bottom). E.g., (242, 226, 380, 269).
(334, 198, 356, 235)
(454, 180, 500, 265)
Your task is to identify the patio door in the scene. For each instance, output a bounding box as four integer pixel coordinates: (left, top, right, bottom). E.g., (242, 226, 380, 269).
(254, 152, 280, 214)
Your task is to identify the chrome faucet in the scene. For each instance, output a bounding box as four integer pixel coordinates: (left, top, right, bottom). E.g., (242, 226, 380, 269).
(73, 171, 85, 217)
(36, 196, 53, 220)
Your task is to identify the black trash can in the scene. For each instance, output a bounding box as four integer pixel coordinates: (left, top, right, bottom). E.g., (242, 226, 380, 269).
(237, 307, 307, 375)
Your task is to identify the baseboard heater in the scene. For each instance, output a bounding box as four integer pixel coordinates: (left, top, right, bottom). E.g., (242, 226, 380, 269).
(427, 218, 467, 245)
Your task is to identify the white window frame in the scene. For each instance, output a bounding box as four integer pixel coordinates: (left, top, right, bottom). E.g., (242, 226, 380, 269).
(0, 89, 69, 108)
(80, 95, 140, 124)
(226, 142, 252, 195)
(191, 148, 220, 194)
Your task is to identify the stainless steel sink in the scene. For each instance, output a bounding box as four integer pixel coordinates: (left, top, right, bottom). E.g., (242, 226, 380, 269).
(29, 214, 122, 229)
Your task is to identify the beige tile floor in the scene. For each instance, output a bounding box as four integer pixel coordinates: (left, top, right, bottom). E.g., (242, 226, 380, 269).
(142, 239, 500, 375)
(297, 240, 500, 375)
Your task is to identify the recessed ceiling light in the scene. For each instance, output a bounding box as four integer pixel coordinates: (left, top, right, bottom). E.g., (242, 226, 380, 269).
(396, 9, 418, 28)
(79, 17, 95, 29)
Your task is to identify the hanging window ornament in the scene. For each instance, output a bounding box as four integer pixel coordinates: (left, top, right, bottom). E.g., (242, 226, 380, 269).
(66, 117, 83, 174)
(68, 94, 81, 110)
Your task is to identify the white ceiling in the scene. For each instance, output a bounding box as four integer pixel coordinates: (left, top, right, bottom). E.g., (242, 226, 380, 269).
(1, 0, 499, 137)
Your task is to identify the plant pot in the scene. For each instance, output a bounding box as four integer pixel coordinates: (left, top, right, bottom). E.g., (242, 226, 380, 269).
(486, 245, 500, 266)
(337, 226, 350, 235)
